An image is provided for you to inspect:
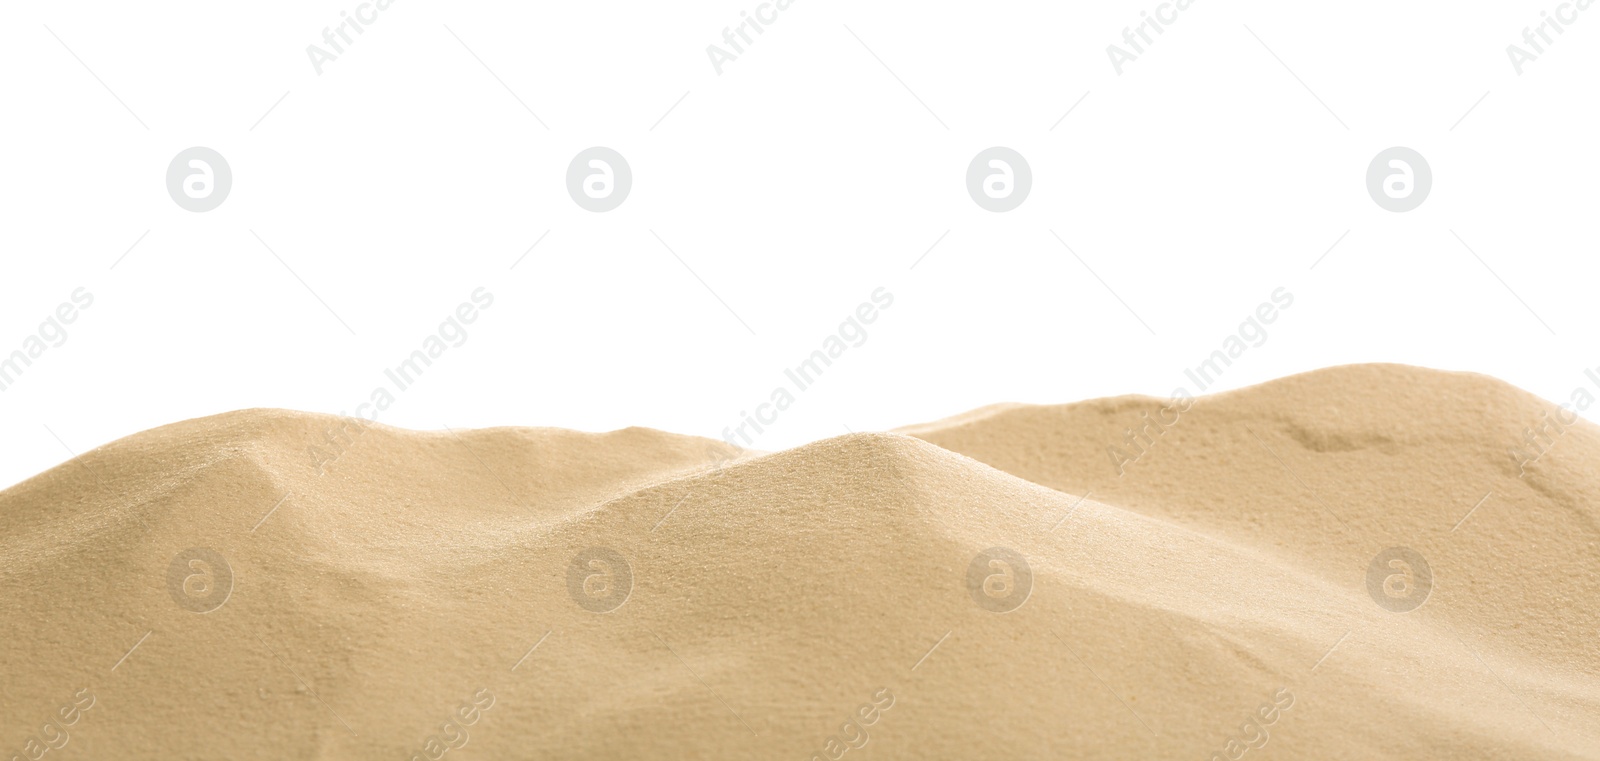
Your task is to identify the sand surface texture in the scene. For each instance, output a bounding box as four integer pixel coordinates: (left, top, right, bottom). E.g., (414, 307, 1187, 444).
(2, 364, 1596, 759)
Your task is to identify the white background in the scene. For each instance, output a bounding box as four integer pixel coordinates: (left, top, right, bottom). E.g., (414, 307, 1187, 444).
(1, 0, 1596, 489)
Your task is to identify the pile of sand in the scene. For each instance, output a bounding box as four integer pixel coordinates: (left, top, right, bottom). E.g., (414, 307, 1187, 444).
(1, 364, 1595, 759)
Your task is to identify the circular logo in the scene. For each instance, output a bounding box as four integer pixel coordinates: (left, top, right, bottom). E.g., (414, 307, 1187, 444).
(966, 147, 1031, 212)
(566, 147, 632, 212)
(1365, 147, 1431, 212)
(567, 546, 633, 613)
(1366, 547, 1432, 613)
(166, 147, 232, 212)
(167, 547, 234, 613)
(967, 547, 1032, 613)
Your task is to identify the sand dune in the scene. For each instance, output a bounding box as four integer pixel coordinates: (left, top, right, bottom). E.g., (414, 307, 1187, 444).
(2, 365, 1596, 759)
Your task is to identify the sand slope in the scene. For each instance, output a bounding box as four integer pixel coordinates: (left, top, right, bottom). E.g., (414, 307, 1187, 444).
(1, 365, 1596, 759)
(901, 363, 1600, 757)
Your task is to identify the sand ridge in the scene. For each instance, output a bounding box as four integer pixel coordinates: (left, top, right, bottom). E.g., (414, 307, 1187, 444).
(1, 364, 1596, 759)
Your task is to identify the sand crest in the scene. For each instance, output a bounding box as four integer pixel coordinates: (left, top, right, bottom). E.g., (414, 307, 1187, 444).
(1, 365, 1596, 759)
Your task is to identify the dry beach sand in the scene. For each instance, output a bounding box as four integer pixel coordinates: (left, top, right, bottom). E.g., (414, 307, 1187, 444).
(1, 364, 1596, 759)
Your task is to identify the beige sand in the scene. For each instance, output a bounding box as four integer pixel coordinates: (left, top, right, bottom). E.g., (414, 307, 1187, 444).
(1, 364, 1596, 759)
